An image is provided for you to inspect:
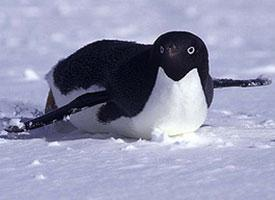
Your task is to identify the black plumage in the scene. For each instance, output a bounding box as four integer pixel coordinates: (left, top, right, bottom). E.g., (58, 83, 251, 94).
(53, 40, 158, 122)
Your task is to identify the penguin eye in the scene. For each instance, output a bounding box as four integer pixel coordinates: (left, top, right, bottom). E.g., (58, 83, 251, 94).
(160, 46, 165, 54)
(187, 46, 195, 55)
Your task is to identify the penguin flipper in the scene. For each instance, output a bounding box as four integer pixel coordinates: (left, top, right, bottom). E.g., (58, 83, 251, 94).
(5, 91, 109, 133)
(213, 76, 272, 88)
(203, 75, 214, 108)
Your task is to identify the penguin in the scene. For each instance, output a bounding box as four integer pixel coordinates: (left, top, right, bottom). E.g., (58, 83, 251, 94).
(44, 31, 212, 139)
(5, 31, 271, 139)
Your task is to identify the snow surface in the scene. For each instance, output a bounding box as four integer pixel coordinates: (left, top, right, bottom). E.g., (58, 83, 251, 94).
(0, 0, 275, 199)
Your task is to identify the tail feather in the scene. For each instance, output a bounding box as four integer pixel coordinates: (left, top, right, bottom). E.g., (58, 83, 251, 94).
(213, 76, 272, 88)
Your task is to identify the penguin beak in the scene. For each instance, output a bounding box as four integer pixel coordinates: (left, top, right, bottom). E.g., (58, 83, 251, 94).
(167, 44, 180, 57)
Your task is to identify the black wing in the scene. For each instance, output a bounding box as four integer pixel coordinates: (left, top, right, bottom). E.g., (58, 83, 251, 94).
(5, 91, 109, 133)
(213, 76, 272, 88)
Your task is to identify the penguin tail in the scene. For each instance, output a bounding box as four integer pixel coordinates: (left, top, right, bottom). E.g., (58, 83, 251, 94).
(213, 75, 272, 89)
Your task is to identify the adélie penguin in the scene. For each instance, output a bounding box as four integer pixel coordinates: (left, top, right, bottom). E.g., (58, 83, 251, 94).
(5, 31, 272, 139)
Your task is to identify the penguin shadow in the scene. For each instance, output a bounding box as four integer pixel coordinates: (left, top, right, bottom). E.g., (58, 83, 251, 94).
(0, 117, 132, 142)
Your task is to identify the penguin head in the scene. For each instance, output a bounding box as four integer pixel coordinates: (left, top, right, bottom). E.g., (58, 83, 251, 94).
(151, 31, 209, 81)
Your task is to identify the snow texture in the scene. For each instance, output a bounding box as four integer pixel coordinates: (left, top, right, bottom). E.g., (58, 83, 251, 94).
(0, 0, 275, 200)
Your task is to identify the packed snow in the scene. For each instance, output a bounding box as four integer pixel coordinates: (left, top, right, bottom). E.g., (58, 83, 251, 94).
(0, 0, 275, 199)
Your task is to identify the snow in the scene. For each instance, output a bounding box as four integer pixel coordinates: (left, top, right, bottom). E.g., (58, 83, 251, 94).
(0, 0, 275, 199)
(34, 174, 46, 180)
(247, 65, 275, 75)
(30, 159, 42, 166)
(7, 118, 25, 128)
(24, 68, 40, 81)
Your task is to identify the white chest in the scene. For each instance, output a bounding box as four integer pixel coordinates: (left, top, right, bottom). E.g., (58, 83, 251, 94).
(122, 68, 208, 138)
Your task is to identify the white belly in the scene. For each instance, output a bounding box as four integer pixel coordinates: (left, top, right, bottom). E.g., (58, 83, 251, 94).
(46, 68, 208, 139)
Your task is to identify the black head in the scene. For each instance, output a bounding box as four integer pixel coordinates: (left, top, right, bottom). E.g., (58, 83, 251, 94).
(151, 31, 209, 81)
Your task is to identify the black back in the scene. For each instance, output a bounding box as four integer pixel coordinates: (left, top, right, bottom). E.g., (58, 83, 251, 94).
(53, 40, 158, 122)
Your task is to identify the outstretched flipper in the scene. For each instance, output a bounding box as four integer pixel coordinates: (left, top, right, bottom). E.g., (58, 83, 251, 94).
(5, 91, 109, 133)
(213, 76, 272, 88)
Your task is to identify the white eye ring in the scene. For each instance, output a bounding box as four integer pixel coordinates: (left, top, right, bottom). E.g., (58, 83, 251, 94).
(187, 46, 195, 55)
(160, 46, 165, 54)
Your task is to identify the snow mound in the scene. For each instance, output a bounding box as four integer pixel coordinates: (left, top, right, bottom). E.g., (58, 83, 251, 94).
(24, 69, 40, 81)
(35, 174, 46, 180)
(151, 128, 232, 148)
(30, 160, 42, 166)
